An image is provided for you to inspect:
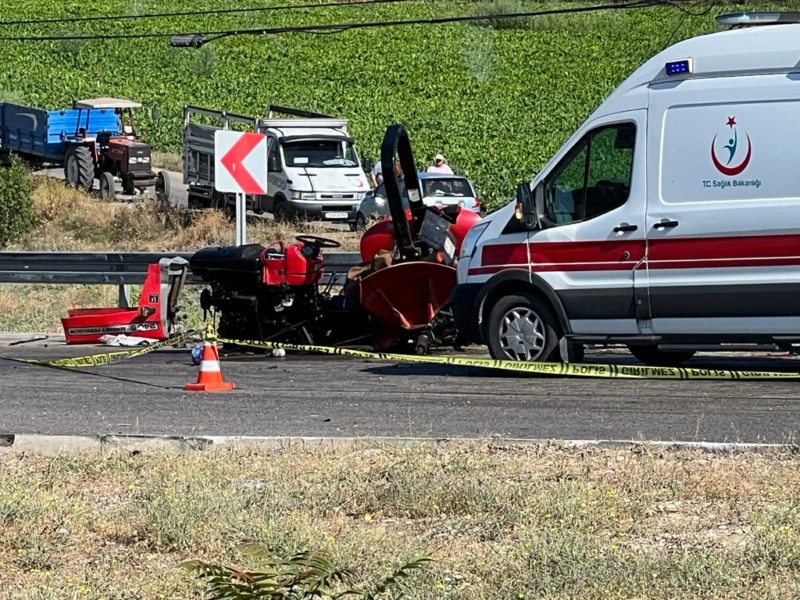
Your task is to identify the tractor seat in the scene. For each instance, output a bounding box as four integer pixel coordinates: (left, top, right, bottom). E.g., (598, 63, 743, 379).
(190, 243, 264, 278)
(96, 130, 112, 147)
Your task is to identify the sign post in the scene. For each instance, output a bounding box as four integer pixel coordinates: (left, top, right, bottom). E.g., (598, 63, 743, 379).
(236, 193, 246, 246)
(214, 131, 268, 246)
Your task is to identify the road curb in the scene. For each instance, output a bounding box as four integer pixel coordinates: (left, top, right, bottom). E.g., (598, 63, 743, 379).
(0, 433, 797, 456)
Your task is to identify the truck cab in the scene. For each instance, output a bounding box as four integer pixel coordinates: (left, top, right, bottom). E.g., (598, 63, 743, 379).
(263, 122, 368, 223)
(452, 12, 800, 366)
(184, 105, 370, 223)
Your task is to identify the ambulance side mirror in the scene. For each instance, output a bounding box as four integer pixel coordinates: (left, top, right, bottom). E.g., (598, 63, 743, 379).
(515, 182, 540, 230)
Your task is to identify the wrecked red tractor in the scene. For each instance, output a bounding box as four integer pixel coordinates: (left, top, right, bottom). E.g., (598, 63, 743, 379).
(189, 124, 481, 353)
(61, 257, 188, 344)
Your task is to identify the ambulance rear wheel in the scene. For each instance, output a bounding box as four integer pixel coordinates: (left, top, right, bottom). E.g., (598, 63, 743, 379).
(627, 345, 695, 366)
(486, 293, 560, 362)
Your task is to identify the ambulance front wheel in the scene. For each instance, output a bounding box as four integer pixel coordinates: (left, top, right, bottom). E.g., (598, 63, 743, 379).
(486, 292, 560, 362)
(627, 344, 695, 367)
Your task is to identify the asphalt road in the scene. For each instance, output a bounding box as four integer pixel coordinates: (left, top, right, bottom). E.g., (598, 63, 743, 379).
(1, 338, 799, 443)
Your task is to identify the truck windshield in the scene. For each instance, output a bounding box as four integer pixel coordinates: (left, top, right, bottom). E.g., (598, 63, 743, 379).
(282, 139, 358, 168)
(421, 177, 474, 198)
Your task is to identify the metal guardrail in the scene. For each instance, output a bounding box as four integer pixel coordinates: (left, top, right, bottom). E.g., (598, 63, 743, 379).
(0, 251, 360, 306)
(0, 251, 359, 285)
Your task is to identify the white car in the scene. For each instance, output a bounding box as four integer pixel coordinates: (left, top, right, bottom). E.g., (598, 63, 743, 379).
(354, 173, 480, 229)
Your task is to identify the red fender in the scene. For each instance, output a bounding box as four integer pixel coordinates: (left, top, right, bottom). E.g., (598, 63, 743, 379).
(358, 261, 457, 351)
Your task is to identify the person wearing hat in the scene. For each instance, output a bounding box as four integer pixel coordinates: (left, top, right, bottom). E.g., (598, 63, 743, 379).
(427, 153, 454, 174)
(370, 156, 383, 187)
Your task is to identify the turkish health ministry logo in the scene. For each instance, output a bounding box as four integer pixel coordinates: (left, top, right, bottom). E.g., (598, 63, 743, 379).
(710, 116, 752, 176)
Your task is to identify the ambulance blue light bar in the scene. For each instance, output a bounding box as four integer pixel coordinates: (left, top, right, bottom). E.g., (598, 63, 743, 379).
(665, 58, 693, 76)
(715, 12, 800, 27)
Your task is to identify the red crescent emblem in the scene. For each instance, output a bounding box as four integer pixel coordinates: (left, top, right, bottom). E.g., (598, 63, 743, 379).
(711, 133, 752, 176)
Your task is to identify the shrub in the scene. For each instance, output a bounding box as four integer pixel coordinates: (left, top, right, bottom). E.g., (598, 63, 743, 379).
(185, 545, 431, 600)
(0, 157, 36, 246)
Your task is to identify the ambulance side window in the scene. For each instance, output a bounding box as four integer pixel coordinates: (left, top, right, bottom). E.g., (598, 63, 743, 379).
(544, 123, 635, 225)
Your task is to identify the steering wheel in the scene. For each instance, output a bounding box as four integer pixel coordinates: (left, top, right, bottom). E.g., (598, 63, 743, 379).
(295, 235, 341, 249)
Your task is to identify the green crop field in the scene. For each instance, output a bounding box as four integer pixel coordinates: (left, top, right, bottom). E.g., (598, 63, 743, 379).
(0, 0, 789, 210)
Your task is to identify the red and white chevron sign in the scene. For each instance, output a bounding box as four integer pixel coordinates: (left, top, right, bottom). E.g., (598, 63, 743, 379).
(214, 131, 267, 195)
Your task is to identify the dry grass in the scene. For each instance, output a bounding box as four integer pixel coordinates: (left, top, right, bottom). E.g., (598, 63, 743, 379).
(0, 283, 205, 334)
(0, 443, 799, 599)
(15, 176, 360, 253)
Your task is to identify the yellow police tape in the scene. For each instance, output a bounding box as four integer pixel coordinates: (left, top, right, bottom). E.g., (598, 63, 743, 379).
(213, 335, 800, 381)
(3, 324, 798, 381)
(4, 331, 195, 369)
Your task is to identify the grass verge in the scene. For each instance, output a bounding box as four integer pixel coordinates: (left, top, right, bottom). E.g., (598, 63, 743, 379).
(0, 443, 799, 599)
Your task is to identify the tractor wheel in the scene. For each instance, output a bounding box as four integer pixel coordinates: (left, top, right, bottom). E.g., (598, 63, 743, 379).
(122, 174, 136, 196)
(486, 292, 561, 362)
(627, 345, 696, 367)
(155, 170, 171, 202)
(64, 146, 94, 192)
(99, 172, 116, 201)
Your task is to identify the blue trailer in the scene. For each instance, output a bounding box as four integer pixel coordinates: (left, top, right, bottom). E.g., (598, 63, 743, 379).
(0, 102, 120, 163)
(0, 98, 169, 201)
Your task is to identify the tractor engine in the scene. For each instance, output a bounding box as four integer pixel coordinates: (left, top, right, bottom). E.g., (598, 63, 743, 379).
(190, 238, 329, 342)
(101, 135, 157, 193)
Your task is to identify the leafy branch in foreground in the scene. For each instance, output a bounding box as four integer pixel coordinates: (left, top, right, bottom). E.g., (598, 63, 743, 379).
(183, 544, 431, 600)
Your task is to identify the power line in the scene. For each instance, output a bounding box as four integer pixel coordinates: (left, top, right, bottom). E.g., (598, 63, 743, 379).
(659, 0, 719, 17)
(656, 0, 717, 51)
(0, 0, 665, 42)
(0, 0, 420, 27)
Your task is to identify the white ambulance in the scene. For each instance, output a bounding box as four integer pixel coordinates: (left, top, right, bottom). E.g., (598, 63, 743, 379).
(452, 12, 800, 366)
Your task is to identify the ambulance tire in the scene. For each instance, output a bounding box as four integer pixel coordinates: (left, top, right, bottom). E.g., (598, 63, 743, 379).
(486, 292, 560, 363)
(627, 345, 695, 367)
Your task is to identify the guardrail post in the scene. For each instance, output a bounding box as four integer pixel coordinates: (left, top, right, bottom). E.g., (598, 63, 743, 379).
(118, 284, 132, 308)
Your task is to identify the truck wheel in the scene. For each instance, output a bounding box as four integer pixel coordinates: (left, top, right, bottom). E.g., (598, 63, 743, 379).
(64, 146, 94, 192)
(627, 345, 695, 367)
(210, 191, 228, 212)
(156, 170, 171, 202)
(99, 172, 116, 201)
(188, 194, 203, 210)
(486, 292, 560, 362)
(273, 199, 294, 223)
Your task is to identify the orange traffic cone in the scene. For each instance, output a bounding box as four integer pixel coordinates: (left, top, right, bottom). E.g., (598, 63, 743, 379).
(185, 341, 235, 392)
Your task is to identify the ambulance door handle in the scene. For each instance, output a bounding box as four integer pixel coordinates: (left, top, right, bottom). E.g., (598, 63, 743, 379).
(653, 219, 679, 230)
(613, 223, 638, 233)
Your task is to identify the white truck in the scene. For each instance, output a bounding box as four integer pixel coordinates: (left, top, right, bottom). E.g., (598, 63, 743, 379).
(452, 11, 800, 366)
(183, 105, 370, 225)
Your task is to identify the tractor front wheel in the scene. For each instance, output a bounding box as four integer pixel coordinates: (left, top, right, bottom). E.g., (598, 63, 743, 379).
(64, 146, 94, 193)
(99, 172, 116, 201)
(156, 170, 171, 202)
(122, 173, 136, 196)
